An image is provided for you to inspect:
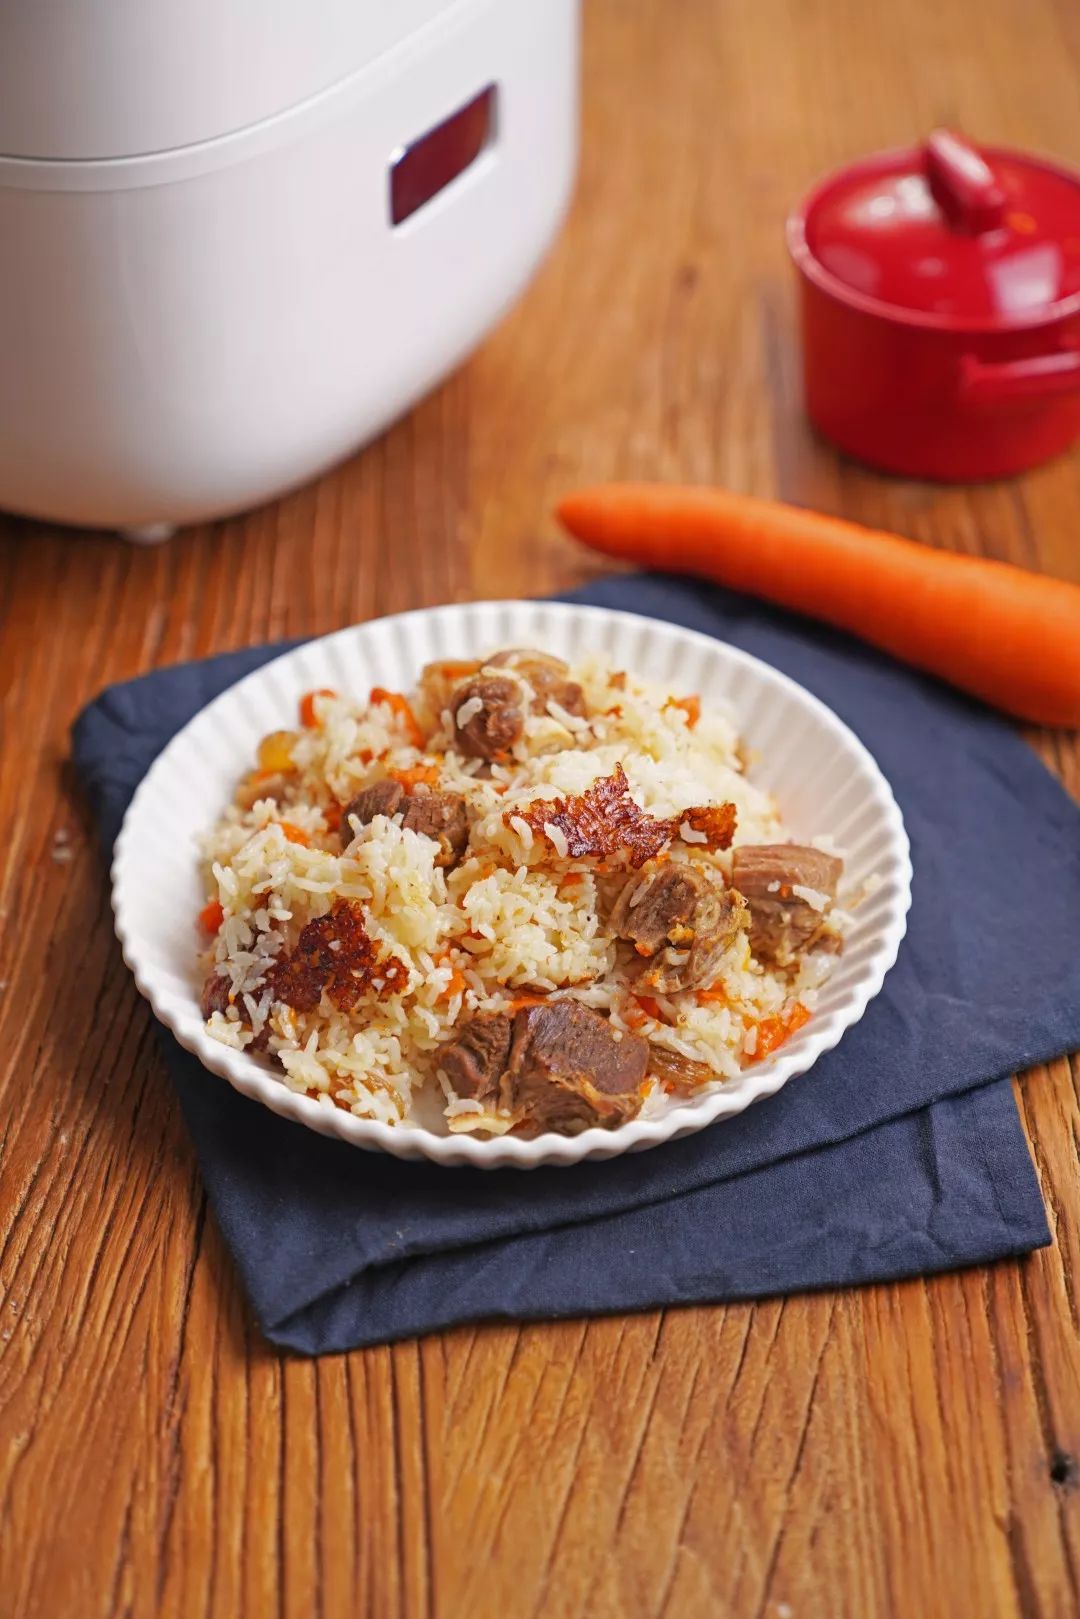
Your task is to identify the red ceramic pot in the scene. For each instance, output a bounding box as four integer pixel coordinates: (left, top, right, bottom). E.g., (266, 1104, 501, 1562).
(788, 129, 1080, 480)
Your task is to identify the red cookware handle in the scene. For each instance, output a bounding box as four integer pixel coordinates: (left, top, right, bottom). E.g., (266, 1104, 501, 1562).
(959, 349, 1080, 406)
(925, 129, 1007, 234)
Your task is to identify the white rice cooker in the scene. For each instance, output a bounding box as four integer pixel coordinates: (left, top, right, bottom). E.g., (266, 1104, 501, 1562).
(0, 0, 580, 537)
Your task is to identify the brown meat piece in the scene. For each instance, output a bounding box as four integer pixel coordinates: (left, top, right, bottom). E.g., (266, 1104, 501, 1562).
(488, 649, 587, 719)
(502, 1002, 648, 1136)
(647, 1044, 716, 1095)
(437, 1013, 512, 1102)
(450, 675, 524, 760)
(201, 970, 233, 1019)
(416, 659, 483, 728)
(400, 789, 470, 868)
(608, 863, 703, 954)
(731, 843, 843, 964)
(341, 778, 405, 845)
(610, 863, 748, 992)
(434, 1001, 648, 1135)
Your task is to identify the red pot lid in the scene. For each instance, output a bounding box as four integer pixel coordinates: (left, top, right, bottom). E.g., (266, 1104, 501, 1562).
(792, 130, 1080, 329)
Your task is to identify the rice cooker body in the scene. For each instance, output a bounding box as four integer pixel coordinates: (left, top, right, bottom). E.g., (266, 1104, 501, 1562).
(0, 0, 579, 529)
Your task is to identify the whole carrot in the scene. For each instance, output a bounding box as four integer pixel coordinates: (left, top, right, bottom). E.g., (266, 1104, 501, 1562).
(557, 483, 1080, 727)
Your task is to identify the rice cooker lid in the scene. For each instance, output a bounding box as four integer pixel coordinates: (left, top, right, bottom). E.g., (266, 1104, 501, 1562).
(0, 0, 457, 161)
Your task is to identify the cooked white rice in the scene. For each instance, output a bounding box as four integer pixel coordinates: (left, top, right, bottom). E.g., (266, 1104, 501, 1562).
(197, 652, 847, 1131)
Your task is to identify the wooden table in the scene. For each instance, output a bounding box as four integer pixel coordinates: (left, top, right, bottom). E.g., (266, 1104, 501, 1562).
(3, 2, 1080, 1614)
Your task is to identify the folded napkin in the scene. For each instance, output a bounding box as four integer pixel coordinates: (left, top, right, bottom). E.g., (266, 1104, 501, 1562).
(72, 576, 1080, 1354)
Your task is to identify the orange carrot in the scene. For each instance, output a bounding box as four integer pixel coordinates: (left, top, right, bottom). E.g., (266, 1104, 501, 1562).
(753, 1001, 812, 1061)
(696, 982, 729, 1005)
(437, 965, 467, 1000)
(278, 822, 311, 846)
(666, 694, 701, 728)
(370, 687, 425, 749)
(299, 688, 336, 728)
(388, 763, 440, 793)
(323, 802, 342, 833)
(506, 993, 550, 1012)
(557, 483, 1080, 727)
(198, 898, 224, 934)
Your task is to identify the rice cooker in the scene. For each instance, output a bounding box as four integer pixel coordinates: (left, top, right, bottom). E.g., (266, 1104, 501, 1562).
(0, 0, 580, 537)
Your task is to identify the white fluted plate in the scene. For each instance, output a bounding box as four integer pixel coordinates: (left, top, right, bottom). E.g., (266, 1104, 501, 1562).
(111, 601, 912, 1169)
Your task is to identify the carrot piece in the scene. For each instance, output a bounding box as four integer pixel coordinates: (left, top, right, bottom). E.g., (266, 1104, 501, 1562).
(633, 994, 666, 1023)
(667, 694, 701, 728)
(388, 763, 440, 793)
(323, 802, 342, 832)
(752, 1001, 812, 1061)
(198, 898, 224, 934)
(696, 982, 728, 1005)
(299, 688, 336, 728)
(278, 822, 311, 846)
(557, 483, 1080, 727)
(370, 687, 425, 749)
(506, 993, 549, 1011)
(434, 953, 467, 1000)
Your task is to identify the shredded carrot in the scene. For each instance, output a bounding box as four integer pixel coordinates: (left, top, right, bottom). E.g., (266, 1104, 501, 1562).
(667, 694, 701, 728)
(557, 482, 1080, 727)
(389, 763, 440, 793)
(323, 802, 342, 832)
(370, 687, 425, 749)
(278, 822, 311, 846)
(633, 994, 666, 1023)
(752, 1001, 812, 1061)
(299, 688, 337, 728)
(696, 981, 729, 1005)
(560, 873, 583, 887)
(506, 993, 549, 1011)
(198, 899, 224, 934)
(435, 955, 468, 999)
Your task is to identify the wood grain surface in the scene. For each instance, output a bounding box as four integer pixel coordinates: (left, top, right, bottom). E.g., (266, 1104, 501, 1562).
(2, 1, 1080, 1614)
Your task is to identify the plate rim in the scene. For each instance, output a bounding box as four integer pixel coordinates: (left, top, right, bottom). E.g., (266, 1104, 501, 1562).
(110, 598, 913, 1169)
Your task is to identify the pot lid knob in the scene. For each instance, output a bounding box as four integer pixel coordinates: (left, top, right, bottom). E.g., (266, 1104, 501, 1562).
(924, 128, 1007, 235)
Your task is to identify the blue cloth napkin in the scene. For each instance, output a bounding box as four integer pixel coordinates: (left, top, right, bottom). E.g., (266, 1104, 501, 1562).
(72, 576, 1079, 1354)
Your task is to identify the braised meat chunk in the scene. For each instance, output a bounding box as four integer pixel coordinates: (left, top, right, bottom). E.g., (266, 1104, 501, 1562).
(341, 780, 470, 867)
(437, 1013, 512, 1103)
(731, 843, 843, 964)
(400, 789, 470, 868)
(646, 1044, 716, 1095)
(488, 649, 587, 719)
(436, 1002, 648, 1136)
(341, 779, 404, 844)
(450, 675, 524, 760)
(610, 863, 748, 992)
(200, 970, 233, 1019)
(503, 1002, 648, 1136)
(609, 863, 703, 955)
